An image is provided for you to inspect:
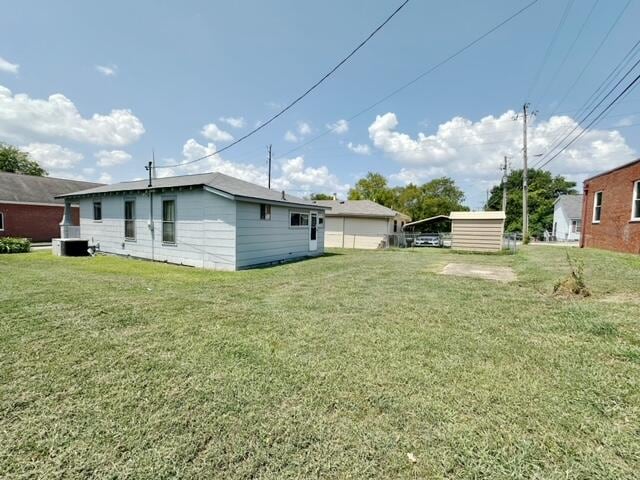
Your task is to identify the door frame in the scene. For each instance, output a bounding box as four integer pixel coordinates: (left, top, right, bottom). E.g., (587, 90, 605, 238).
(309, 212, 318, 251)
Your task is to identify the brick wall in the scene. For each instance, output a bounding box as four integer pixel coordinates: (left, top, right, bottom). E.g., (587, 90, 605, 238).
(0, 203, 80, 242)
(581, 161, 640, 254)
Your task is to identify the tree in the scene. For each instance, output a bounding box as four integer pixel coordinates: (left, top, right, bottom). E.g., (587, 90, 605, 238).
(486, 168, 577, 238)
(348, 172, 467, 220)
(0, 143, 47, 176)
(309, 193, 334, 200)
(348, 172, 394, 206)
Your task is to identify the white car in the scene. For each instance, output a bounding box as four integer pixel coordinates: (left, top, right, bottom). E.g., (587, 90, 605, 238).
(414, 234, 441, 247)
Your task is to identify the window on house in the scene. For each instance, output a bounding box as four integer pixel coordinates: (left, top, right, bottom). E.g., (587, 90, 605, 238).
(0, 212, 4, 231)
(393, 220, 398, 233)
(571, 219, 581, 233)
(593, 191, 603, 223)
(633, 180, 640, 220)
(318, 215, 324, 226)
(124, 200, 136, 240)
(162, 199, 176, 243)
(260, 204, 271, 220)
(289, 212, 309, 227)
(93, 201, 102, 221)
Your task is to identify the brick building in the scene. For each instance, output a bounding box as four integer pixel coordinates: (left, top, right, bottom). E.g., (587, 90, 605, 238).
(0, 172, 101, 242)
(580, 158, 640, 254)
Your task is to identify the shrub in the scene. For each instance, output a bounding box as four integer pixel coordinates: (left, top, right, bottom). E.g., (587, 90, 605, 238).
(553, 250, 590, 297)
(0, 237, 31, 254)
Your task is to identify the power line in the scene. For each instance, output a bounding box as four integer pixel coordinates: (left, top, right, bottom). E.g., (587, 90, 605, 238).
(537, 0, 600, 105)
(156, 0, 411, 170)
(275, 0, 540, 161)
(533, 52, 640, 169)
(537, 70, 640, 170)
(545, 0, 633, 118)
(525, 0, 575, 103)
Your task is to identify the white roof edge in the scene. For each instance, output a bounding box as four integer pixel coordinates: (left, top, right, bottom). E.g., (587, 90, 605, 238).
(449, 211, 506, 220)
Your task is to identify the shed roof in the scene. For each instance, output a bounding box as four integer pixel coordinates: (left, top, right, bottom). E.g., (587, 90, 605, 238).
(450, 211, 506, 220)
(0, 171, 103, 205)
(57, 171, 327, 209)
(554, 194, 583, 219)
(403, 215, 450, 229)
(312, 199, 408, 218)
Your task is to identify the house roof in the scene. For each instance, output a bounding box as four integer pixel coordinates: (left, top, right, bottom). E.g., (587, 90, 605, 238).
(56, 171, 328, 209)
(450, 211, 506, 220)
(312, 199, 408, 219)
(554, 194, 583, 219)
(583, 158, 640, 183)
(0, 171, 103, 205)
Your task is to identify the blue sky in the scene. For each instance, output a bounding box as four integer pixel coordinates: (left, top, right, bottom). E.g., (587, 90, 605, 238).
(1, 0, 639, 208)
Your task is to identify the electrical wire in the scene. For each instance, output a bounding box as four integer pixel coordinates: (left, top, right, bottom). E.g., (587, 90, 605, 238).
(537, 70, 640, 169)
(545, 0, 633, 118)
(525, 0, 575, 103)
(275, 0, 540, 161)
(156, 0, 411, 169)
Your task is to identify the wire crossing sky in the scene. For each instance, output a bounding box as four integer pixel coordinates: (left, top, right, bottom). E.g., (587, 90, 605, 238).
(1, 0, 639, 208)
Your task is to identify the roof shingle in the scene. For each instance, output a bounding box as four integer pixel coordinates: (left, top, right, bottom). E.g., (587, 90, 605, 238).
(0, 172, 102, 205)
(313, 199, 406, 218)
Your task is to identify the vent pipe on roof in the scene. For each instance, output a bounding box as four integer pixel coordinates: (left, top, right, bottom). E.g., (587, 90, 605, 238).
(281, 190, 286, 200)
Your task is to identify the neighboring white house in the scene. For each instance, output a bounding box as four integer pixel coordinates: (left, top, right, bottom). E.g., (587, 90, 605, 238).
(56, 172, 329, 270)
(552, 194, 583, 242)
(312, 200, 410, 249)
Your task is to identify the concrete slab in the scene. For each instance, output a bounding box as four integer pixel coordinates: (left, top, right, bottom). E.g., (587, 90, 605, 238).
(441, 263, 517, 282)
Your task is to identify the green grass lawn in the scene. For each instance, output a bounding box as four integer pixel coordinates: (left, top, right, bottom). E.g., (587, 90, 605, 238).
(1, 246, 639, 479)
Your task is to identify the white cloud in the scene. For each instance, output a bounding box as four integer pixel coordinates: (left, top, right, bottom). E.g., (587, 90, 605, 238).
(0, 56, 19, 75)
(95, 64, 118, 77)
(327, 119, 349, 134)
(284, 130, 299, 143)
(298, 121, 312, 136)
(369, 111, 635, 179)
(284, 121, 313, 143)
(347, 142, 371, 155)
(159, 138, 349, 196)
(201, 123, 234, 142)
(219, 116, 245, 128)
(0, 85, 145, 146)
(98, 172, 113, 184)
(22, 143, 84, 170)
(369, 111, 635, 205)
(613, 115, 636, 127)
(95, 149, 132, 167)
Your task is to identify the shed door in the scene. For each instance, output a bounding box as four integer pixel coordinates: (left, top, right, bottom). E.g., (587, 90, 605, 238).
(309, 212, 318, 251)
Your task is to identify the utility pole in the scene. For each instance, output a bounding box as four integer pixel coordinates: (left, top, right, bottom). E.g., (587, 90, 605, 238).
(501, 155, 509, 212)
(514, 103, 535, 242)
(267, 144, 272, 189)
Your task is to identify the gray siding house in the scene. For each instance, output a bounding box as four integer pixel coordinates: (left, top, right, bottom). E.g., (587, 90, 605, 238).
(57, 172, 328, 270)
(552, 194, 583, 242)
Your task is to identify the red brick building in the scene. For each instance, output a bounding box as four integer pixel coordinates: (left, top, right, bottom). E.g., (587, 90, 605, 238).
(580, 159, 640, 254)
(0, 172, 101, 242)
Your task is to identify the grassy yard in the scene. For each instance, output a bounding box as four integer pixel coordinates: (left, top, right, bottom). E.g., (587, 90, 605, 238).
(1, 246, 639, 479)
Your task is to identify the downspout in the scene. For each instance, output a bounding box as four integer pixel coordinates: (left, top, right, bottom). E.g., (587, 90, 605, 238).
(579, 183, 588, 248)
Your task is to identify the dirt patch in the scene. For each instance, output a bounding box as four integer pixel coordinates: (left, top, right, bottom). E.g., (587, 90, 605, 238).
(441, 263, 516, 282)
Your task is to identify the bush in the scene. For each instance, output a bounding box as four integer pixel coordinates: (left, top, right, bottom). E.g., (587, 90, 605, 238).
(0, 237, 31, 254)
(553, 250, 590, 297)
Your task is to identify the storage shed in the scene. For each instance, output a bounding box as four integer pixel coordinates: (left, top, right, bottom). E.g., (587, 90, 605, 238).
(450, 211, 506, 252)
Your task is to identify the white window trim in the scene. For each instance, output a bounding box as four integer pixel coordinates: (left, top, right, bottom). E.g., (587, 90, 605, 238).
(93, 201, 102, 222)
(260, 203, 271, 221)
(289, 211, 310, 228)
(162, 197, 177, 245)
(631, 180, 640, 221)
(0, 212, 4, 231)
(592, 191, 602, 224)
(124, 198, 136, 241)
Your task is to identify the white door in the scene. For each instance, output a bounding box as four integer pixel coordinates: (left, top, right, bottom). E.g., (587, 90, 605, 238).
(309, 212, 318, 251)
